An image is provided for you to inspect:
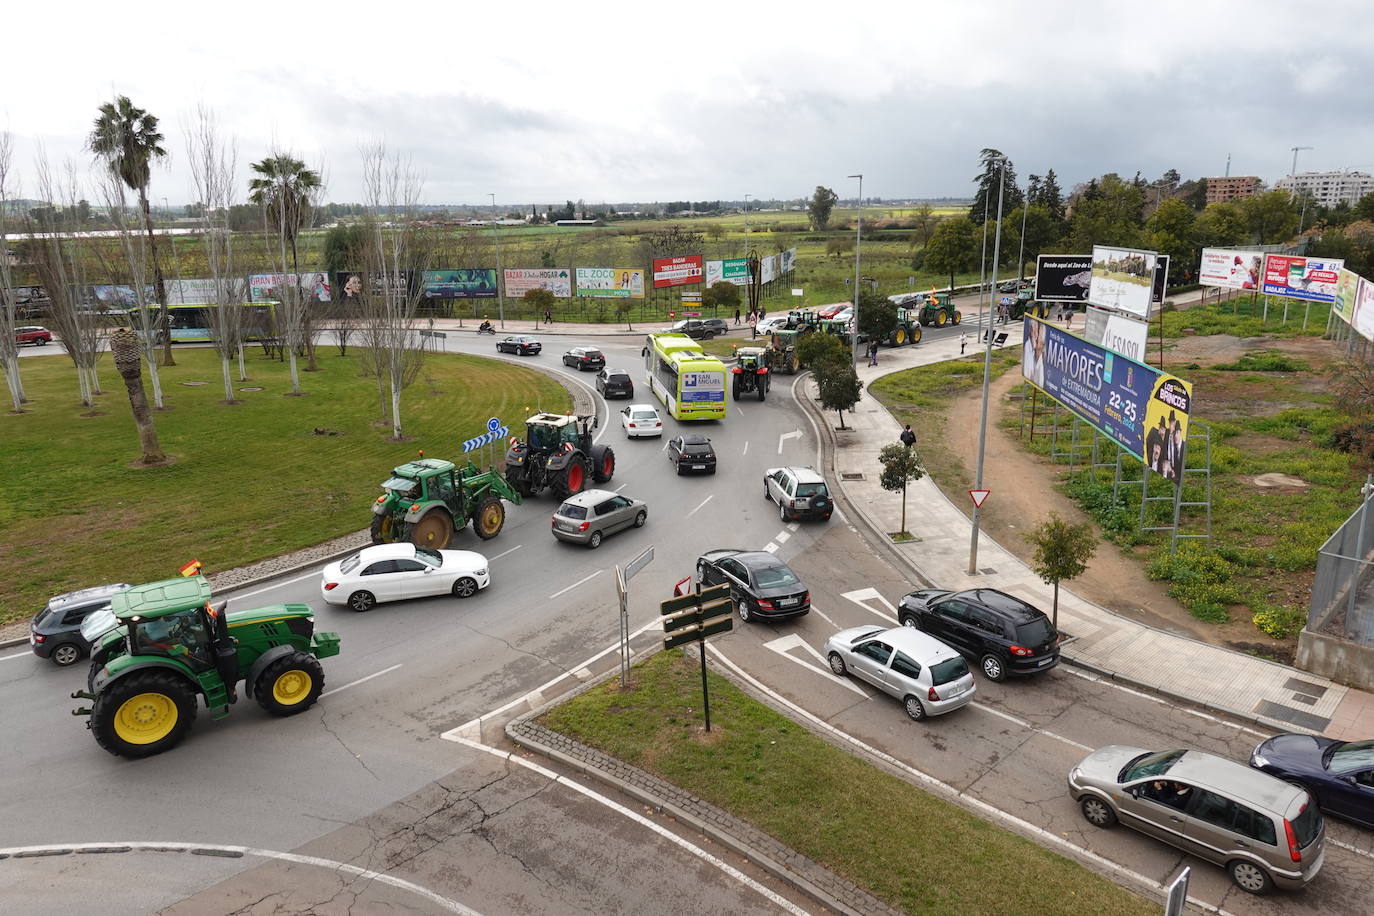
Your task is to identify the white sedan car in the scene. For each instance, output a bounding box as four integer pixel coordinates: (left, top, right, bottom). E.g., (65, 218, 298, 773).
(620, 403, 663, 438)
(321, 543, 489, 612)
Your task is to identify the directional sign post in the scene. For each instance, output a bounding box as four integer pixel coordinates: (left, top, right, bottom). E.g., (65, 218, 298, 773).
(462, 418, 509, 471)
(660, 582, 732, 731)
(616, 547, 653, 687)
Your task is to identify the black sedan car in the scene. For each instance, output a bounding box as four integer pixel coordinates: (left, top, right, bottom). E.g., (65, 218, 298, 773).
(497, 335, 542, 355)
(668, 319, 717, 340)
(563, 347, 606, 370)
(596, 367, 634, 399)
(1251, 735, 1374, 829)
(667, 435, 716, 475)
(697, 549, 810, 623)
(897, 587, 1059, 681)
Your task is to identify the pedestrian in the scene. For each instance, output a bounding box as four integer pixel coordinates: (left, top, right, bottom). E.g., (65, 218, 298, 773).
(899, 425, 916, 448)
(867, 340, 879, 367)
(959, 331, 968, 355)
(734, 307, 741, 325)
(544, 308, 553, 324)
(1064, 308, 1073, 328)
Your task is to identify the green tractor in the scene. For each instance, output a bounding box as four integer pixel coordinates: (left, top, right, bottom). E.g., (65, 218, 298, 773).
(71, 575, 341, 758)
(731, 347, 771, 401)
(915, 292, 962, 328)
(886, 308, 924, 347)
(767, 328, 808, 374)
(371, 456, 523, 550)
(504, 412, 614, 498)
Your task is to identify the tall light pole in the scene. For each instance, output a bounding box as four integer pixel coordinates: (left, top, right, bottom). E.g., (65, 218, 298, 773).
(1288, 147, 1313, 240)
(848, 174, 862, 358)
(968, 157, 1008, 575)
(489, 193, 505, 328)
(743, 194, 751, 256)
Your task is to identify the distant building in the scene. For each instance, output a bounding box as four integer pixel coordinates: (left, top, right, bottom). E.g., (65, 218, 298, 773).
(1205, 176, 1260, 204)
(1275, 170, 1374, 208)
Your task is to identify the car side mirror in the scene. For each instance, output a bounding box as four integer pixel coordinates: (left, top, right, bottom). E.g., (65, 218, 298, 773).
(423, 566, 434, 574)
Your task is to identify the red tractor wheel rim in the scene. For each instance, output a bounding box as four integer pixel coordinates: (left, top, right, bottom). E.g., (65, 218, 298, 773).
(568, 463, 584, 491)
(603, 455, 613, 476)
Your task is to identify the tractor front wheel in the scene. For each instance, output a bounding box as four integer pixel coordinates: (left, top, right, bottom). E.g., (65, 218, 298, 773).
(592, 447, 616, 484)
(90, 670, 198, 758)
(910, 325, 923, 345)
(732, 379, 741, 401)
(369, 514, 395, 544)
(255, 652, 325, 717)
(952, 310, 962, 325)
(473, 497, 505, 540)
(935, 310, 948, 327)
(408, 510, 454, 550)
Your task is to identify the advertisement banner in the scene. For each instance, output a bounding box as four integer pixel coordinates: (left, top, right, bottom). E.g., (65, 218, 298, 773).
(1089, 245, 1157, 319)
(780, 247, 797, 276)
(1354, 277, 1374, 342)
(1152, 255, 1171, 305)
(1199, 248, 1263, 290)
(1082, 306, 1151, 362)
(166, 278, 248, 304)
(1022, 315, 1192, 477)
(652, 255, 704, 289)
(1261, 254, 1344, 303)
(705, 258, 750, 286)
(329, 270, 413, 304)
(248, 273, 333, 303)
(760, 254, 780, 285)
(89, 284, 155, 308)
(576, 267, 645, 298)
(1334, 268, 1361, 325)
(1033, 254, 1093, 302)
(422, 269, 498, 299)
(504, 268, 572, 298)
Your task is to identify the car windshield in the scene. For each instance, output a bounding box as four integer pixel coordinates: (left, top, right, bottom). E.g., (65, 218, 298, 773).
(80, 607, 118, 643)
(930, 655, 970, 686)
(683, 444, 713, 456)
(340, 553, 361, 574)
(1121, 749, 1185, 782)
(382, 476, 417, 493)
(796, 483, 828, 498)
(1328, 739, 1374, 771)
(631, 410, 657, 420)
(416, 547, 442, 566)
(752, 565, 799, 589)
(1014, 618, 1056, 646)
(559, 503, 588, 520)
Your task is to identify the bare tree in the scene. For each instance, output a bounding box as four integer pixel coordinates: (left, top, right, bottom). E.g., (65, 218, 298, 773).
(0, 131, 27, 411)
(95, 167, 166, 408)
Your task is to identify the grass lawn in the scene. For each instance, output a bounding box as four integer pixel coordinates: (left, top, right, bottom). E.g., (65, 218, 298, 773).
(540, 650, 1155, 916)
(0, 347, 570, 624)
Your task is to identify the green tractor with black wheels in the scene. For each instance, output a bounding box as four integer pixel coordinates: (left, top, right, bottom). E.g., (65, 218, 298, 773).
(915, 293, 962, 328)
(371, 456, 522, 550)
(767, 327, 808, 374)
(504, 412, 613, 499)
(888, 308, 924, 347)
(731, 347, 771, 401)
(71, 575, 341, 759)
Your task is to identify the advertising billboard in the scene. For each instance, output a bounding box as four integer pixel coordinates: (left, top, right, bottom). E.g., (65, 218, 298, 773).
(760, 254, 780, 285)
(705, 258, 750, 286)
(329, 270, 413, 304)
(1354, 277, 1374, 342)
(652, 255, 704, 289)
(1151, 255, 1170, 305)
(1022, 315, 1192, 479)
(780, 247, 797, 276)
(421, 269, 498, 299)
(249, 273, 331, 302)
(89, 284, 155, 307)
(1082, 306, 1150, 362)
(1199, 248, 1262, 290)
(1335, 268, 1361, 325)
(1034, 255, 1093, 302)
(1261, 254, 1343, 303)
(1088, 245, 1157, 319)
(576, 267, 644, 298)
(504, 268, 572, 298)
(166, 278, 249, 304)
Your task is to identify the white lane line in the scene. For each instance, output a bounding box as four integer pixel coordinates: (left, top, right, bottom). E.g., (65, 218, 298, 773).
(967, 701, 1093, 752)
(686, 495, 713, 518)
(1060, 667, 1273, 739)
(1331, 838, 1374, 862)
(0, 841, 479, 915)
(742, 441, 749, 456)
(707, 645, 1235, 916)
(763, 542, 778, 554)
(228, 569, 321, 602)
(2, 650, 30, 663)
(841, 587, 899, 625)
(614, 483, 628, 492)
(775, 531, 791, 545)
(810, 607, 838, 628)
(549, 569, 603, 600)
(489, 544, 523, 562)
(763, 634, 866, 697)
(787, 522, 799, 532)
(448, 735, 811, 916)
(321, 664, 403, 699)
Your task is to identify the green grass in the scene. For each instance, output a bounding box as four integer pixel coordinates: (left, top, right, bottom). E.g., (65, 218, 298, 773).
(1211, 350, 1310, 372)
(0, 347, 570, 623)
(540, 650, 1156, 916)
(1161, 297, 1332, 338)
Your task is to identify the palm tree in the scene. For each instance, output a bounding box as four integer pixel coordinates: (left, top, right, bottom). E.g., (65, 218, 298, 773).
(249, 153, 323, 373)
(109, 328, 166, 466)
(88, 96, 173, 366)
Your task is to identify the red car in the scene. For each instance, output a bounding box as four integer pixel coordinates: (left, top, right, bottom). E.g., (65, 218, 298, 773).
(15, 326, 53, 346)
(816, 303, 850, 319)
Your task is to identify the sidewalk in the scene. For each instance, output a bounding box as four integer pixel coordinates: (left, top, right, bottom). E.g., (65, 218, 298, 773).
(812, 318, 1374, 743)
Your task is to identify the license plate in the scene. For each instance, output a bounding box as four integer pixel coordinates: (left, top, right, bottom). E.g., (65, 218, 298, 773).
(776, 598, 795, 607)
(691, 465, 705, 470)
(1037, 656, 1055, 666)
(945, 682, 967, 697)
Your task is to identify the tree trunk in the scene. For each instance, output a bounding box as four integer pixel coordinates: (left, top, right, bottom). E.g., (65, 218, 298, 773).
(390, 380, 402, 440)
(900, 480, 907, 535)
(110, 328, 166, 464)
(221, 357, 234, 403)
(139, 189, 174, 367)
(1052, 580, 1060, 630)
(237, 343, 246, 381)
(4, 359, 26, 410)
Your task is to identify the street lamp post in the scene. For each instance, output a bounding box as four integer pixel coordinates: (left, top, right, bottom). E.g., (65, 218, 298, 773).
(968, 159, 1008, 575)
(743, 194, 751, 257)
(489, 193, 505, 328)
(848, 174, 862, 358)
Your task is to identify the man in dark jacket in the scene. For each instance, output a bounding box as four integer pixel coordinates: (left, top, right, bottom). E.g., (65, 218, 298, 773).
(900, 425, 916, 448)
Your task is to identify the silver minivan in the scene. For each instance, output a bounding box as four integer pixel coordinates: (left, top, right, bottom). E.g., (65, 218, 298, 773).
(551, 489, 648, 549)
(1068, 746, 1325, 894)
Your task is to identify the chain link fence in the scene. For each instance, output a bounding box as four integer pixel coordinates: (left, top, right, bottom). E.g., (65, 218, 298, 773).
(1309, 490, 1374, 645)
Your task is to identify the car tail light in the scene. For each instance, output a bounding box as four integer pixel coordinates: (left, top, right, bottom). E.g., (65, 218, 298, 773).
(801, 591, 810, 604)
(1285, 817, 1303, 862)
(578, 522, 590, 531)
(628, 422, 637, 428)
(324, 582, 339, 591)
(928, 686, 940, 701)
(757, 599, 774, 610)
(1009, 645, 1034, 657)
(654, 421, 661, 427)
(33, 633, 45, 643)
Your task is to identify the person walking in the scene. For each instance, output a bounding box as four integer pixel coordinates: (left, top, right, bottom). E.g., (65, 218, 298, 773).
(734, 307, 741, 325)
(544, 308, 553, 325)
(959, 331, 968, 355)
(867, 339, 879, 367)
(899, 425, 916, 448)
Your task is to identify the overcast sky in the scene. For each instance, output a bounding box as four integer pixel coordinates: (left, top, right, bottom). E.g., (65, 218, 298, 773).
(5, 1, 1373, 207)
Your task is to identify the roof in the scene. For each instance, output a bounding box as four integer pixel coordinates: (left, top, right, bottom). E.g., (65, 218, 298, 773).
(112, 576, 214, 621)
(47, 583, 130, 610)
(527, 413, 577, 427)
(874, 626, 964, 663)
(771, 466, 824, 483)
(393, 457, 455, 476)
(1167, 750, 1302, 814)
(357, 543, 420, 562)
(955, 588, 1045, 622)
(680, 434, 711, 445)
(560, 488, 617, 506)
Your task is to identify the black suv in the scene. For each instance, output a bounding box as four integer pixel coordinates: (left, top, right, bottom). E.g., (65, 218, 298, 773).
(669, 319, 717, 340)
(897, 587, 1059, 681)
(563, 347, 606, 371)
(667, 435, 717, 474)
(596, 367, 634, 399)
(30, 583, 131, 666)
(697, 549, 810, 623)
(700, 318, 730, 336)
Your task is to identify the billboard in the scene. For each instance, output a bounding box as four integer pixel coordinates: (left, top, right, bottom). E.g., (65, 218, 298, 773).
(1034, 254, 1092, 302)
(329, 270, 414, 304)
(248, 273, 331, 303)
(1022, 314, 1192, 480)
(760, 253, 780, 285)
(1335, 268, 1361, 325)
(166, 278, 248, 304)
(652, 255, 704, 289)
(89, 284, 155, 307)
(1151, 255, 1170, 305)
(1082, 306, 1150, 362)
(421, 269, 498, 299)
(705, 258, 750, 286)
(1089, 245, 1157, 319)
(504, 268, 572, 298)
(1354, 277, 1374, 342)
(1199, 248, 1262, 290)
(780, 247, 797, 276)
(1261, 254, 1343, 303)
(576, 267, 644, 298)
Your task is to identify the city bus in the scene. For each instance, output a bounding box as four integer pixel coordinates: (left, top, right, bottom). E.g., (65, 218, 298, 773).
(128, 303, 276, 343)
(643, 333, 727, 421)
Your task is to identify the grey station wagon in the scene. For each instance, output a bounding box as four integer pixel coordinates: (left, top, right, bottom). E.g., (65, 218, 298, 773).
(552, 489, 648, 549)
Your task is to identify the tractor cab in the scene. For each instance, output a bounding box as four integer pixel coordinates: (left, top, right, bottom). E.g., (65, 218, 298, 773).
(110, 577, 222, 676)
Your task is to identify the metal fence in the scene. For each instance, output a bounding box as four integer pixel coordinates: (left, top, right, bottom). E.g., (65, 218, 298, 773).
(1310, 486, 1374, 645)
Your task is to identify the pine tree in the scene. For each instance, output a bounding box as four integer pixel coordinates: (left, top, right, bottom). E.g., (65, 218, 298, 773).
(969, 149, 1024, 223)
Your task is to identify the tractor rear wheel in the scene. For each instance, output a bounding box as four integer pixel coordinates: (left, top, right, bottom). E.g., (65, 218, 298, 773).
(369, 514, 395, 544)
(758, 375, 766, 401)
(592, 447, 616, 484)
(556, 457, 588, 497)
(473, 497, 505, 540)
(255, 652, 325, 717)
(90, 670, 198, 758)
(732, 378, 741, 401)
(408, 510, 454, 550)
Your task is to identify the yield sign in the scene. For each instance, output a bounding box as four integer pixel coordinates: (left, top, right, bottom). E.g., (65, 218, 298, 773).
(969, 489, 991, 508)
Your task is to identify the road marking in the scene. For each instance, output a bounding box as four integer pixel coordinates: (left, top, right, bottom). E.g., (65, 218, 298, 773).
(775, 531, 791, 545)
(1060, 667, 1273, 739)
(763, 542, 778, 553)
(841, 587, 899, 624)
(810, 607, 839, 628)
(967, 701, 1093, 751)
(777, 429, 802, 454)
(0, 841, 480, 915)
(742, 440, 749, 456)
(488, 544, 522, 562)
(1331, 837, 1374, 862)
(2, 650, 31, 663)
(321, 664, 403, 698)
(549, 569, 603, 600)
(764, 634, 866, 697)
(614, 483, 628, 492)
(447, 735, 811, 916)
(787, 522, 799, 532)
(228, 569, 321, 602)
(686, 495, 713, 518)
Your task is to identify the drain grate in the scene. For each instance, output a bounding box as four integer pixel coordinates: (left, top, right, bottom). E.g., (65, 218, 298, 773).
(841, 472, 864, 481)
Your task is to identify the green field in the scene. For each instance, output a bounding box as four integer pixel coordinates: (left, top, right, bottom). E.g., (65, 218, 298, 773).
(0, 347, 570, 624)
(540, 650, 1156, 916)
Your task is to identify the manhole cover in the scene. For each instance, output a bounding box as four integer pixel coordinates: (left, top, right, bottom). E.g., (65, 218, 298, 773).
(238, 386, 265, 392)
(841, 472, 864, 481)
(181, 381, 208, 386)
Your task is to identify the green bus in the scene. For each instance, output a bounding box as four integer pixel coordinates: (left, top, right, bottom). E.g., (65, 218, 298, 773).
(643, 333, 727, 421)
(129, 303, 276, 344)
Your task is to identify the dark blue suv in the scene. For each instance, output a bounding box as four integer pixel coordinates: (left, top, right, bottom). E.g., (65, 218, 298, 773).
(30, 583, 130, 666)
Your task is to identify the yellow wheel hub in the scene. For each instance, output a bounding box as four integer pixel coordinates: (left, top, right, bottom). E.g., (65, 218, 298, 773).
(895, 328, 906, 344)
(936, 311, 948, 326)
(114, 692, 178, 745)
(272, 669, 313, 705)
(479, 506, 502, 535)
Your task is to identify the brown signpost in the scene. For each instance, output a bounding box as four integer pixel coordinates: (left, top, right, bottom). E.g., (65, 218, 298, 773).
(660, 582, 732, 731)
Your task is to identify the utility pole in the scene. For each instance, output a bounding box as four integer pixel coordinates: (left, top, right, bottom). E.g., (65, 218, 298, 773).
(490, 193, 505, 328)
(848, 174, 862, 359)
(1288, 147, 1313, 239)
(968, 158, 1007, 575)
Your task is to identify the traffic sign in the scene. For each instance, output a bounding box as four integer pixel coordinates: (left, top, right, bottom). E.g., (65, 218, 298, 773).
(624, 546, 654, 582)
(969, 489, 991, 508)
(487, 417, 501, 433)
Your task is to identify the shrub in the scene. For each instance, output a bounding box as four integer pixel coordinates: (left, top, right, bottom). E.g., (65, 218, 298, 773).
(1252, 602, 1306, 639)
(1212, 350, 1309, 372)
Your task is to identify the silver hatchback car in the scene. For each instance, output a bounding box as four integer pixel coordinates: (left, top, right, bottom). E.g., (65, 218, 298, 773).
(552, 489, 648, 549)
(824, 625, 976, 721)
(1068, 746, 1325, 894)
